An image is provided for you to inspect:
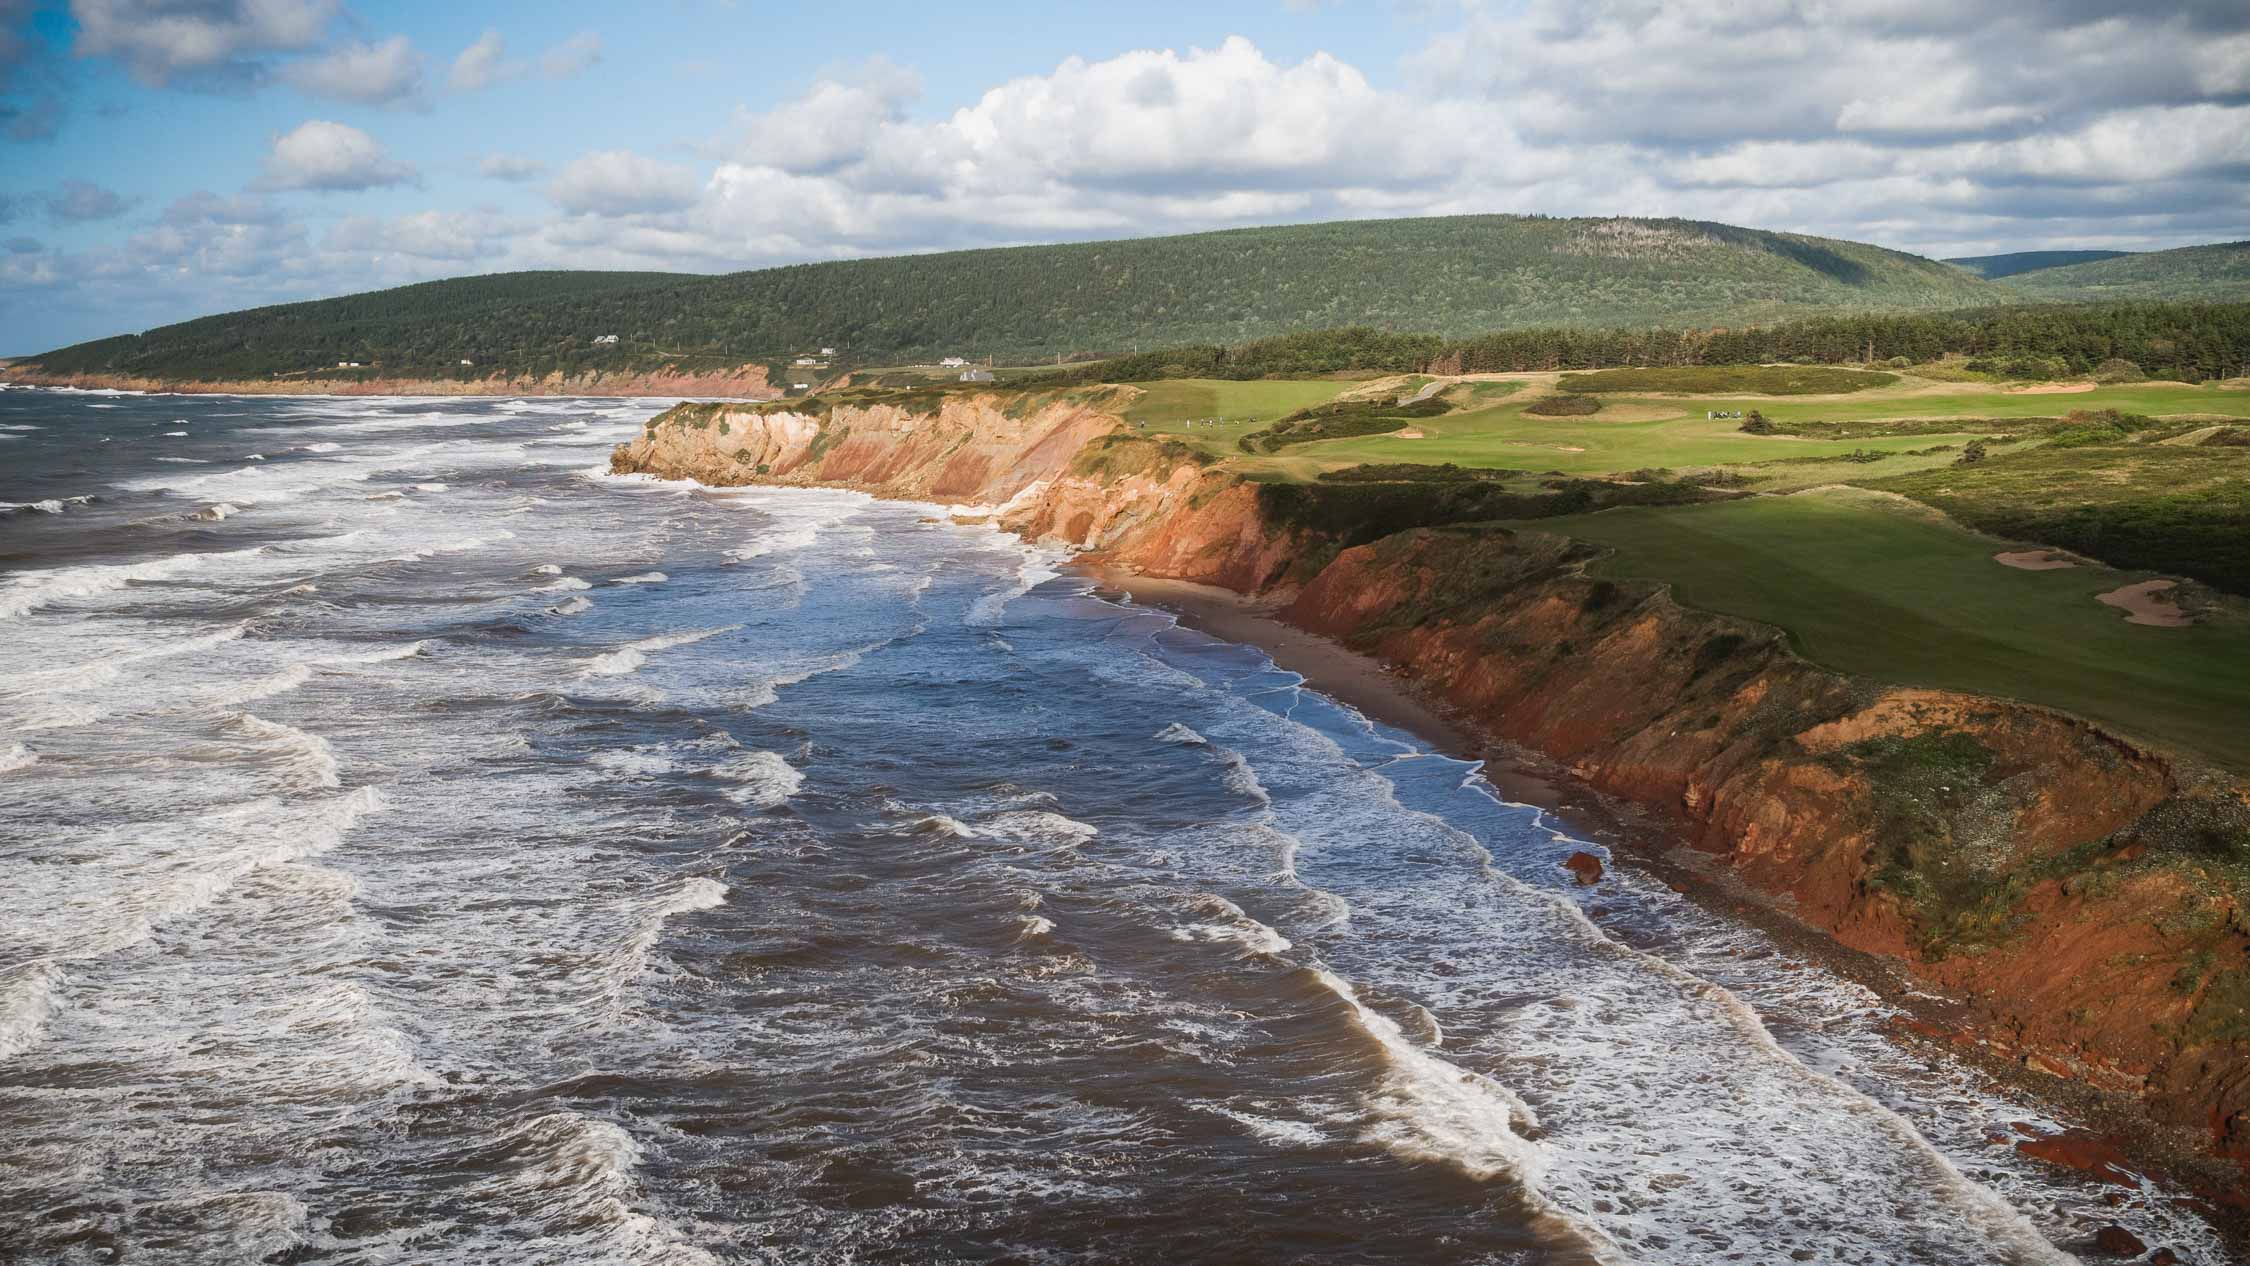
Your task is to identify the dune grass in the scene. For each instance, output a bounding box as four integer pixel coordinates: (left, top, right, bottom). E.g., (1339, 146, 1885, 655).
(1533, 489, 2250, 770)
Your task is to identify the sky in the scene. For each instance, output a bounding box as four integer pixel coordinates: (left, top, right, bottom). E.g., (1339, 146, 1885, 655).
(0, 1, 2246, 354)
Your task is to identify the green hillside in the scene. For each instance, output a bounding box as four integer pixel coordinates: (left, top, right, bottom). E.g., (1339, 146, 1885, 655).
(15, 215, 2009, 383)
(1945, 250, 2131, 279)
(1998, 241, 2250, 302)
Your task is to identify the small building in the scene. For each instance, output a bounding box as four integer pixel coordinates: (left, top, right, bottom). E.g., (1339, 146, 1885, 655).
(959, 368, 994, 383)
(791, 382, 811, 391)
(593, 334, 619, 346)
(819, 346, 836, 356)
(939, 356, 968, 368)
(792, 356, 821, 367)
(460, 359, 474, 366)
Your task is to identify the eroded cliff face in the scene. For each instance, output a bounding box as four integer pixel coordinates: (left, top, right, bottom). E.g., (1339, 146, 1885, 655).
(610, 391, 1123, 504)
(2, 364, 781, 399)
(614, 393, 2250, 1172)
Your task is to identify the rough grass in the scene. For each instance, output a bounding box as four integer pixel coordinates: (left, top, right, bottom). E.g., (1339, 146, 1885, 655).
(1557, 365, 1901, 395)
(1534, 488, 2250, 770)
(1863, 443, 2250, 594)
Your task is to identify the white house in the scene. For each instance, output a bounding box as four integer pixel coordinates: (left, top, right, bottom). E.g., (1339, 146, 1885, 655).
(460, 359, 474, 366)
(939, 356, 968, 368)
(819, 346, 836, 356)
(959, 368, 995, 383)
(593, 334, 619, 346)
(792, 356, 820, 367)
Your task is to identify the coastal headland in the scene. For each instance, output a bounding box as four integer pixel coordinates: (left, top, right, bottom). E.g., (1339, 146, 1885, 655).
(609, 378, 2250, 1206)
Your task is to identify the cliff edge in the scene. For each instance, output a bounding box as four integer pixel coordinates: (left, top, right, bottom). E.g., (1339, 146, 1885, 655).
(613, 391, 2250, 1182)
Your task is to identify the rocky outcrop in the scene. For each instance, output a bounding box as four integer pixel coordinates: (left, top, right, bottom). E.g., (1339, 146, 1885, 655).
(612, 388, 2250, 1177)
(2, 364, 781, 399)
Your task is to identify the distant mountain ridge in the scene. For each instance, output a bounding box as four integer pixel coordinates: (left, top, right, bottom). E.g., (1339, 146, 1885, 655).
(1945, 250, 2132, 279)
(1994, 240, 2250, 303)
(4, 214, 2064, 382)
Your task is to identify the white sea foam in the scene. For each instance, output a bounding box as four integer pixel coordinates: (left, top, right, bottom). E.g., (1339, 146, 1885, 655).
(0, 961, 66, 1061)
(0, 546, 263, 620)
(530, 563, 563, 575)
(317, 640, 426, 666)
(1217, 748, 1272, 804)
(710, 750, 803, 808)
(0, 742, 36, 773)
(202, 663, 315, 708)
(539, 576, 593, 591)
(222, 712, 342, 790)
(548, 596, 593, 615)
(580, 624, 739, 676)
(611, 571, 668, 585)
(978, 810, 1100, 846)
(465, 1112, 724, 1266)
(1154, 722, 1208, 745)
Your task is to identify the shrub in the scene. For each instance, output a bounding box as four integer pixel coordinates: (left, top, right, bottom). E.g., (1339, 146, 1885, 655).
(1526, 393, 1601, 416)
(1738, 410, 1774, 435)
(1557, 365, 1897, 395)
(1885, 356, 1914, 369)
(2045, 408, 2158, 448)
(1956, 439, 1988, 465)
(2092, 357, 2147, 384)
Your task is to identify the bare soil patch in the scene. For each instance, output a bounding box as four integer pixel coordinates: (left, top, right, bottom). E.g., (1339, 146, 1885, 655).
(2097, 579, 2192, 627)
(1395, 429, 1425, 439)
(2008, 382, 2098, 395)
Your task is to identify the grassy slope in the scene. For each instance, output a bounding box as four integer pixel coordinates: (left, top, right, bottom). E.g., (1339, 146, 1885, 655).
(18, 214, 2007, 381)
(1540, 490, 2250, 771)
(1246, 379, 2250, 478)
(1999, 241, 2250, 302)
(1944, 250, 2132, 279)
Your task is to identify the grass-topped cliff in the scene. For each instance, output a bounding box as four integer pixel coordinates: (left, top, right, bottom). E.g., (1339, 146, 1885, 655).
(15, 214, 2014, 383)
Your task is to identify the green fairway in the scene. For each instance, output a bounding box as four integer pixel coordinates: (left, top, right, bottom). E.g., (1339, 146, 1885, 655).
(1123, 378, 1356, 454)
(1268, 398, 1990, 475)
(1533, 490, 2250, 770)
(1722, 381, 2250, 427)
(1213, 377, 2250, 480)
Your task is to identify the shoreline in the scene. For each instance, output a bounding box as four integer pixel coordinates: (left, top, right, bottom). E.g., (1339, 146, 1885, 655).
(0, 370, 783, 400)
(1083, 559, 2250, 1244)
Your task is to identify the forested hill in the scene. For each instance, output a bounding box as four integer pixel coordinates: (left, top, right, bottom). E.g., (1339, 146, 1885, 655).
(1945, 250, 2131, 279)
(1996, 241, 2250, 302)
(16, 215, 2009, 382)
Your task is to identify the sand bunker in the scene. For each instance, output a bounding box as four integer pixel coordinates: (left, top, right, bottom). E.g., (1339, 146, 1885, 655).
(1995, 550, 2078, 571)
(2007, 382, 2097, 395)
(1395, 429, 1425, 439)
(2097, 579, 2192, 627)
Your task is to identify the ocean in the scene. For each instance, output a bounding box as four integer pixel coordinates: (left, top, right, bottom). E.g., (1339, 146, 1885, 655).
(0, 387, 2219, 1264)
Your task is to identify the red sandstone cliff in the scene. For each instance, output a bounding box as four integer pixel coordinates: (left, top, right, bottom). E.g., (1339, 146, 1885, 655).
(612, 392, 2250, 1179)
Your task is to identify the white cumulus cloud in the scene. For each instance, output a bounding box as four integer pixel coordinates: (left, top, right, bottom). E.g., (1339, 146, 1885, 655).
(547, 150, 702, 216)
(283, 35, 423, 106)
(70, 0, 336, 87)
(257, 119, 417, 191)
